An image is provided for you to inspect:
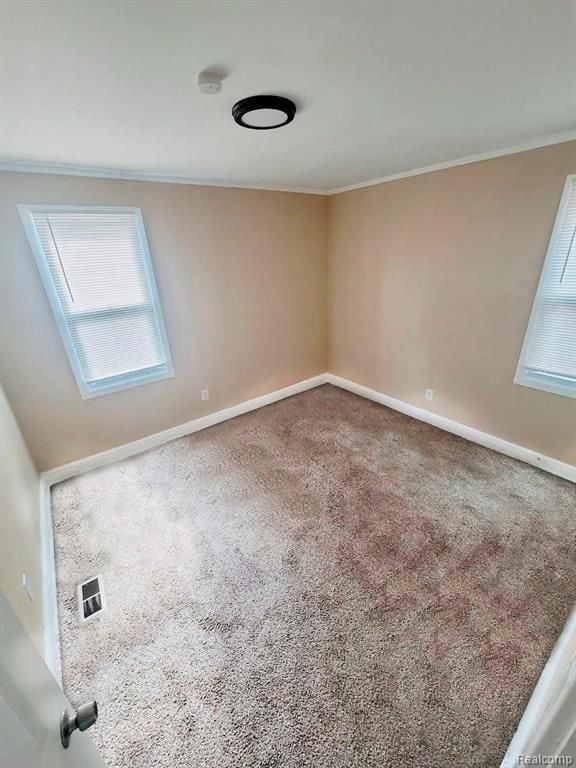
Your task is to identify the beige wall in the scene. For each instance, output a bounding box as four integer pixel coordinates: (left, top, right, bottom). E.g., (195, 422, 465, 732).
(1, 143, 574, 473)
(0, 173, 328, 470)
(0, 384, 44, 657)
(328, 141, 576, 465)
(0, 144, 572, 681)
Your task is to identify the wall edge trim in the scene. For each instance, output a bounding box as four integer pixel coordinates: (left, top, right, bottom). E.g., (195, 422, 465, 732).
(0, 161, 327, 195)
(326, 374, 576, 482)
(326, 132, 576, 195)
(40, 370, 574, 703)
(41, 374, 329, 484)
(39, 477, 62, 686)
(39, 373, 330, 680)
(2, 132, 575, 196)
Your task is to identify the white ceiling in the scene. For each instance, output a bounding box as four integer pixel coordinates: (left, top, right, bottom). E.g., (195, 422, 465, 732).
(0, 0, 575, 193)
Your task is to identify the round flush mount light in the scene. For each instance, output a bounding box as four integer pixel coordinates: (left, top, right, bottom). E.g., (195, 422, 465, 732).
(232, 95, 296, 130)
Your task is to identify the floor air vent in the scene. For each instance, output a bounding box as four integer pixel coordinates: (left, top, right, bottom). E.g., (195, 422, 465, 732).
(78, 575, 106, 622)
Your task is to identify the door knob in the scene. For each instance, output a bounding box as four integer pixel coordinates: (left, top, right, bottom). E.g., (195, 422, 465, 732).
(60, 700, 98, 748)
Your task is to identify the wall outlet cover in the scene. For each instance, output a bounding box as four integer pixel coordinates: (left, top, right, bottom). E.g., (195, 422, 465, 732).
(21, 573, 33, 602)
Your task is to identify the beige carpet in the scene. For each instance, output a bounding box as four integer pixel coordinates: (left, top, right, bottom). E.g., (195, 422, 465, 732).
(52, 384, 576, 768)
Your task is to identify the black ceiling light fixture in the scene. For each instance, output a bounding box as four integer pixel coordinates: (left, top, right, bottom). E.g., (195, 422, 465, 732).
(232, 95, 296, 130)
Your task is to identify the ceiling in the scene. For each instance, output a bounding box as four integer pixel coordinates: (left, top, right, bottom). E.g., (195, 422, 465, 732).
(0, 0, 575, 193)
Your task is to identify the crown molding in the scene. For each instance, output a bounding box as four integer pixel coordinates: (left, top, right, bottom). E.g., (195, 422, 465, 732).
(1, 132, 575, 196)
(0, 160, 327, 196)
(325, 132, 576, 195)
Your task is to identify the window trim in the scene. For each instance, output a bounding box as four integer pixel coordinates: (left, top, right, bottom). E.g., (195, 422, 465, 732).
(18, 204, 174, 399)
(514, 175, 576, 400)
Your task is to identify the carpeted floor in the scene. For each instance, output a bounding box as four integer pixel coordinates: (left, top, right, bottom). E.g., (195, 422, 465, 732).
(52, 384, 576, 768)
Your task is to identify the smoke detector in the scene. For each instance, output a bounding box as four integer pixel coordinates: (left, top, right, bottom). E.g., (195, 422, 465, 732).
(198, 70, 223, 95)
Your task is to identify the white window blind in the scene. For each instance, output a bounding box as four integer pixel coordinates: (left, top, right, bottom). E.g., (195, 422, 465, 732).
(515, 175, 576, 398)
(19, 205, 174, 398)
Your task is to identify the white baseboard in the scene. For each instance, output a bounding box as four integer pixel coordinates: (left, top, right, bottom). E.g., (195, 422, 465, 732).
(41, 374, 329, 486)
(39, 373, 329, 677)
(326, 374, 576, 483)
(39, 369, 575, 747)
(42, 372, 575, 487)
(39, 477, 62, 686)
(327, 373, 576, 765)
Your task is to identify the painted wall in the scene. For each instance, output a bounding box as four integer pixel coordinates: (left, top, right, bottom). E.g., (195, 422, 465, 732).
(0, 384, 44, 657)
(0, 173, 328, 470)
(1, 143, 574, 472)
(328, 141, 576, 464)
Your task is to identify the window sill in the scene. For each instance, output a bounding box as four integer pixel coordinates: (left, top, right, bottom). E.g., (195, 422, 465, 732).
(80, 364, 175, 399)
(514, 369, 576, 399)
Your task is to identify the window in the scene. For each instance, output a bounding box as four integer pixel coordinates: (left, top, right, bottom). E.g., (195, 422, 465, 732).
(19, 205, 174, 398)
(514, 176, 576, 399)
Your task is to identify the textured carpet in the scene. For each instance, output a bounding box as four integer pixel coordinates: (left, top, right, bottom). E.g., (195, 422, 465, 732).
(52, 384, 576, 768)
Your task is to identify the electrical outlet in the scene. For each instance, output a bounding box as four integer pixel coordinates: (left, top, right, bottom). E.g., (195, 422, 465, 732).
(21, 573, 33, 602)
(201, 389, 209, 401)
(425, 389, 434, 401)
